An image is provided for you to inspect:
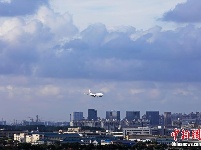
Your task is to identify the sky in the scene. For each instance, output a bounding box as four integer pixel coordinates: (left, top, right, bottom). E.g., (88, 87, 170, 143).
(0, 0, 201, 123)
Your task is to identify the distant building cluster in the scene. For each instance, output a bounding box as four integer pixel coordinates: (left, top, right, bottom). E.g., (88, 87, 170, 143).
(1, 110, 201, 147)
(1, 110, 201, 130)
(70, 110, 201, 132)
(5, 115, 70, 126)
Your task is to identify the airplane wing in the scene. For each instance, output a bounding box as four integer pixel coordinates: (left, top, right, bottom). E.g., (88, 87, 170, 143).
(89, 93, 96, 97)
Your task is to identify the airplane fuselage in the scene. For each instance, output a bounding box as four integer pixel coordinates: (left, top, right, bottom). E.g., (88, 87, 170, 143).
(88, 89, 103, 97)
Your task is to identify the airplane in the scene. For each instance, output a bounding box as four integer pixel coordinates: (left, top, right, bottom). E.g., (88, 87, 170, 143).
(87, 89, 104, 97)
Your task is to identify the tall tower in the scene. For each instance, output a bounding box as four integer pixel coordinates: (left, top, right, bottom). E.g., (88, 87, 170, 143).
(106, 110, 120, 121)
(146, 111, 159, 126)
(88, 109, 97, 121)
(126, 111, 140, 121)
(164, 112, 172, 128)
(72, 112, 83, 121)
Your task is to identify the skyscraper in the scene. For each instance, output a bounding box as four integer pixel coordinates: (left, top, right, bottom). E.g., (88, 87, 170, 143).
(146, 111, 159, 126)
(73, 112, 83, 121)
(88, 109, 97, 121)
(106, 110, 120, 121)
(164, 112, 172, 127)
(126, 111, 140, 121)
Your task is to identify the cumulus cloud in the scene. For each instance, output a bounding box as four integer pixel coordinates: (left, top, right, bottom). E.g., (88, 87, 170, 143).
(1, 2, 201, 83)
(42, 24, 201, 82)
(34, 6, 78, 38)
(0, 0, 49, 16)
(0, 5, 78, 76)
(0, 17, 51, 75)
(162, 0, 201, 23)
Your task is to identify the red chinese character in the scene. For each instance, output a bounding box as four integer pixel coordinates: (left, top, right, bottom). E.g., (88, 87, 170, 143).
(192, 129, 201, 140)
(171, 128, 180, 141)
(181, 129, 190, 140)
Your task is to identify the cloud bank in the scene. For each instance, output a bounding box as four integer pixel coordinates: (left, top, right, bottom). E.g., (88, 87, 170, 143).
(0, 4, 201, 82)
(162, 0, 201, 23)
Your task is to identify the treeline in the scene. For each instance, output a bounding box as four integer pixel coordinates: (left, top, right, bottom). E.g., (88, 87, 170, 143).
(0, 125, 105, 132)
(0, 142, 172, 150)
(0, 125, 66, 132)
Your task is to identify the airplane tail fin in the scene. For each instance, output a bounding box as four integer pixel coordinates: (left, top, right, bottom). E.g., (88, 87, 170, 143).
(89, 89, 92, 94)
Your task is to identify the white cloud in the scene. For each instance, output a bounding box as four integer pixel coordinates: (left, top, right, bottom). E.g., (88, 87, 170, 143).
(40, 85, 60, 96)
(0, 18, 24, 37)
(35, 6, 78, 38)
(6, 85, 13, 90)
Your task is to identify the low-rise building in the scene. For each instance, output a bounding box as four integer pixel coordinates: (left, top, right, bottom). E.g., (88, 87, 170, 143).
(123, 127, 152, 138)
(0, 130, 21, 138)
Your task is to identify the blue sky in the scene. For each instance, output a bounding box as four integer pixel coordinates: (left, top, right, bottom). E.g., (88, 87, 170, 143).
(0, 0, 201, 123)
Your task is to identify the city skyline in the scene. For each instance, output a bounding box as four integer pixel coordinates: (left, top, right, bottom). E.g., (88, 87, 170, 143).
(1, 0, 201, 122)
(1, 109, 200, 124)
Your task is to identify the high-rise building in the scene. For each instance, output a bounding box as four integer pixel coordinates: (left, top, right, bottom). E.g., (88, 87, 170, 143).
(0, 121, 6, 125)
(159, 114, 164, 126)
(73, 112, 83, 121)
(88, 109, 97, 121)
(126, 111, 140, 121)
(146, 111, 159, 126)
(164, 112, 172, 127)
(106, 110, 120, 121)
